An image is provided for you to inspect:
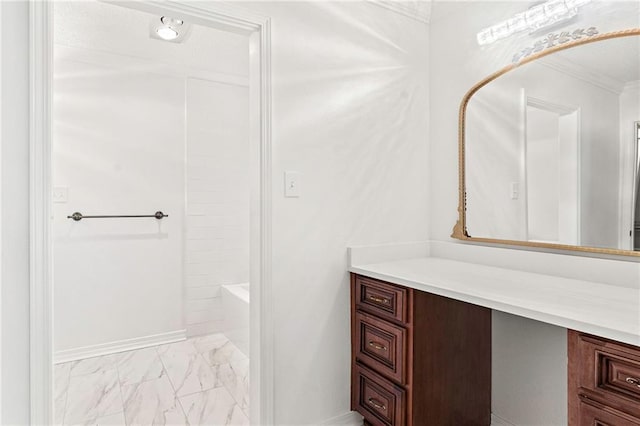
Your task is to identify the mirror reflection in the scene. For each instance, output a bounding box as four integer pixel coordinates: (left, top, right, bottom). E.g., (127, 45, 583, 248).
(465, 33, 640, 252)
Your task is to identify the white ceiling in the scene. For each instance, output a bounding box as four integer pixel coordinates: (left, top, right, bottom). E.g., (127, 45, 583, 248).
(550, 35, 640, 88)
(369, 0, 432, 24)
(54, 1, 638, 91)
(54, 1, 250, 77)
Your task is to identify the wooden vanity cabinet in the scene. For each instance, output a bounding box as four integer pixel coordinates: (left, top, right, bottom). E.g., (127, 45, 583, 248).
(569, 330, 640, 425)
(350, 274, 492, 426)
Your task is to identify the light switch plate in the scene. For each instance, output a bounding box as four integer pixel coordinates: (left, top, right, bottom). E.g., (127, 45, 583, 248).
(285, 171, 300, 197)
(510, 182, 519, 200)
(53, 187, 69, 203)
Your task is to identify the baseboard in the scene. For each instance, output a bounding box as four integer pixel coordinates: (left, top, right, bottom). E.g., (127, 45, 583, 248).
(54, 329, 187, 364)
(491, 413, 516, 426)
(321, 411, 363, 425)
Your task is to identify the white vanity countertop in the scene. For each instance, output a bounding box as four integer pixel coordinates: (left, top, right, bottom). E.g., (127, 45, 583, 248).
(349, 256, 640, 346)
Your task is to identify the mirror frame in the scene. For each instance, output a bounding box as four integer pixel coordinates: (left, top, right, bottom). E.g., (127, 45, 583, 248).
(452, 28, 640, 258)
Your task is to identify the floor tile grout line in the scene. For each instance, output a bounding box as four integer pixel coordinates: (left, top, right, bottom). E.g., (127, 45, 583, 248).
(155, 344, 190, 422)
(175, 381, 226, 399)
(117, 351, 167, 389)
(219, 362, 240, 407)
(202, 338, 250, 412)
(220, 355, 250, 411)
(60, 364, 72, 426)
(113, 357, 128, 426)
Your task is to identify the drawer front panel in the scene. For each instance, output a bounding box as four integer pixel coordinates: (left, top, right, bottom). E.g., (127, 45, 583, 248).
(355, 276, 408, 324)
(355, 311, 406, 384)
(569, 332, 640, 421)
(353, 363, 405, 426)
(579, 400, 640, 426)
(599, 352, 640, 401)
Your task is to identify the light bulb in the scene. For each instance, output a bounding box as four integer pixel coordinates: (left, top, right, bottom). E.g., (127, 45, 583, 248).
(491, 22, 512, 40)
(506, 13, 528, 33)
(544, 0, 569, 17)
(156, 27, 179, 41)
(565, 0, 591, 8)
(477, 28, 496, 45)
(525, 4, 547, 28)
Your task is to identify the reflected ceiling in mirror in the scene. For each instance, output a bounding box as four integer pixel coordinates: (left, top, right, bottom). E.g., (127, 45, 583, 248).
(453, 29, 640, 257)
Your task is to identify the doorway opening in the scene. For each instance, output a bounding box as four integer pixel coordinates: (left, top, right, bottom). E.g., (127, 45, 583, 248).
(29, 2, 272, 425)
(632, 122, 640, 250)
(523, 96, 580, 245)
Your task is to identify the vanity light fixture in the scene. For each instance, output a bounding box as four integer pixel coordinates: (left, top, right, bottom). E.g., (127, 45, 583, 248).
(477, 0, 591, 45)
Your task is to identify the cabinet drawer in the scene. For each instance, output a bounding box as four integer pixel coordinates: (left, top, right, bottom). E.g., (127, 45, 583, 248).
(353, 362, 406, 426)
(355, 275, 409, 324)
(598, 351, 640, 402)
(579, 399, 640, 425)
(355, 311, 407, 384)
(570, 331, 640, 420)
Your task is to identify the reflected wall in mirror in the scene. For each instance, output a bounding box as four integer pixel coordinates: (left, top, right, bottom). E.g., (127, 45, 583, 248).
(454, 29, 640, 256)
(634, 121, 640, 250)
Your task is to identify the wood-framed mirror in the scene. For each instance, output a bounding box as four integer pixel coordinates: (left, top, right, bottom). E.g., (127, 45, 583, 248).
(453, 28, 640, 257)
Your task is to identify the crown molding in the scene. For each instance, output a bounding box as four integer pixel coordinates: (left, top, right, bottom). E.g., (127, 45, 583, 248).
(368, 0, 431, 24)
(623, 79, 640, 92)
(538, 54, 625, 95)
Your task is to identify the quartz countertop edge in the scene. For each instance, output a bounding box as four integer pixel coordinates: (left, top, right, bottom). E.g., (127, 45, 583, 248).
(349, 257, 640, 347)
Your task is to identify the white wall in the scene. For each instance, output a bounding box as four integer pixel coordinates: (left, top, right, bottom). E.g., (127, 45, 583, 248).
(429, 2, 640, 425)
(492, 311, 567, 426)
(52, 55, 186, 353)
(0, 2, 31, 423)
(527, 107, 560, 242)
(185, 78, 250, 337)
(619, 81, 640, 249)
(52, 1, 250, 353)
(236, 2, 430, 424)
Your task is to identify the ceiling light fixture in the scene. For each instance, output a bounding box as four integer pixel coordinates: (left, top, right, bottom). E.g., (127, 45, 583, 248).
(156, 27, 179, 41)
(160, 16, 184, 27)
(477, 0, 591, 46)
(150, 16, 191, 44)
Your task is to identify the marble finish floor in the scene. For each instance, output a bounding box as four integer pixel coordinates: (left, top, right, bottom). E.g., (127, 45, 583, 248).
(54, 334, 249, 426)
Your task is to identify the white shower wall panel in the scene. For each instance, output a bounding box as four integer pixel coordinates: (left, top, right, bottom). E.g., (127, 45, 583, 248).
(185, 78, 250, 337)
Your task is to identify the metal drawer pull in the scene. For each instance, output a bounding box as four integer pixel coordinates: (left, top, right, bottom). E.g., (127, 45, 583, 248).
(367, 398, 386, 411)
(368, 295, 391, 305)
(626, 377, 640, 387)
(368, 341, 388, 351)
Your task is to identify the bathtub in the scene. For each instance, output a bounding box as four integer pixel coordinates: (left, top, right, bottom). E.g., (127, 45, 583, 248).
(221, 283, 250, 357)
